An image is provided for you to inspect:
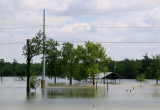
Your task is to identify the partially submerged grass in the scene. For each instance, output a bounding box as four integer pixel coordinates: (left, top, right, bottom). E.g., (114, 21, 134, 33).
(47, 83, 95, 88)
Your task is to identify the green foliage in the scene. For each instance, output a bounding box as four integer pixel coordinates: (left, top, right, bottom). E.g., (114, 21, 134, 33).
(29, 74, 40, 90)
(15, 64, 26, 80)
(0, 58, 43, 78)
(141, 54, 152, 78)
(136, 74, 146, 82)
(31, 63, 42, 76)
(84, 41, 109, 85)
(0, 59, 4, 67)
(116, 59, 141, 79)
(61, 42, 77, 85)
(45, 38, 63, 81)
(136, 74, 146, 86)
(3, 62, 13, 76)
(22, 31, 43, 59)
(73, 45, 88, 81)
(107, 60, 116, 72)
(99, 58, 111, 73)
(148, 54, 160, 84)
(0, 59, 5, 73)
(22, 31, 44, 94)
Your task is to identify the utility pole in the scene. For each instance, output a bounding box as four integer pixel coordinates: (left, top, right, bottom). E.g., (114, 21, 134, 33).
(41, 9, 46, 88)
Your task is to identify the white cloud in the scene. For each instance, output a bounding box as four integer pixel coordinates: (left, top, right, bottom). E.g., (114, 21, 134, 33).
(0, 0, 160, 62)
(95, 0, 109, 10)
(58, 22, 91, 33)
(107, 0, 160, 9)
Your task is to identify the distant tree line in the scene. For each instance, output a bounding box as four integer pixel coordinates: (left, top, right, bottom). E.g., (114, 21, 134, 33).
(1, 54, 160, 84)
(0, 59, 42, 78)
(1, 51, 160, 85)
(108, 54, 160, 84)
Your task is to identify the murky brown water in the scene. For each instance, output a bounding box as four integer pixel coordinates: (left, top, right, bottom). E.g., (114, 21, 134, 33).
(0, 77, 160, 110)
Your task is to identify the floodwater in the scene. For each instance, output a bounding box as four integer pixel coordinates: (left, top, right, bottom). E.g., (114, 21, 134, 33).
(0, 77, 160, 110)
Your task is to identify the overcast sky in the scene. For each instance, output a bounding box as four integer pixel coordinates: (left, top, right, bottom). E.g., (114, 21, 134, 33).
(0, 0, 160, 63)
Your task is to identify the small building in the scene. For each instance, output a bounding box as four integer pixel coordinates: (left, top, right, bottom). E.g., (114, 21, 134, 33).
(89, 72, 124, 83)
(102, 72, 124, 83)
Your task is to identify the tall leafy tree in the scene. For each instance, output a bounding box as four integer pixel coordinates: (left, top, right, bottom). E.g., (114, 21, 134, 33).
(23, 31, 43, 94)
(84, 41, 109, 85)
(61, 42, 77, 85)
(74, 45, 88, 81)
(45, 38, 63, 83)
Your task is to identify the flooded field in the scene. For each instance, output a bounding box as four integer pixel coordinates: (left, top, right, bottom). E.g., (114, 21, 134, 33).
(0, 77, 160, 110)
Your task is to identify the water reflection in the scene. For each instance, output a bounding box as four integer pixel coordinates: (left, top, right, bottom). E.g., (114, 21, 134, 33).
(46, 87, 96, 98)
(152, 88, 160, 97)
(25, 86, 108, 100)
(41, 88, 45, 99)
(1, 77, 160, 110)
(28, 92, 37, 99)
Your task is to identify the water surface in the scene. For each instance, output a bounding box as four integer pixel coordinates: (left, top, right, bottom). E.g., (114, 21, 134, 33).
(0, 77, 160, 110)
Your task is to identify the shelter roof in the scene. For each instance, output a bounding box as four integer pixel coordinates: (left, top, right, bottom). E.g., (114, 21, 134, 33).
(102, 72, 124, 79)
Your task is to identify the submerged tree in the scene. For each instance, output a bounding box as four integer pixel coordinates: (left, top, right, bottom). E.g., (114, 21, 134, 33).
(148, 55, 160, 85)
(0, 59, 5, 82)
(84, 41, 109, 85)
(136, 74, 146, 86)
(12, 59, 18, 77)
(29, 73, 40, 91)
(45, 38, 63, 83)
(61, 42, 77, 85)
(74, 45, 88, 81)
(23, 31, 43, 94)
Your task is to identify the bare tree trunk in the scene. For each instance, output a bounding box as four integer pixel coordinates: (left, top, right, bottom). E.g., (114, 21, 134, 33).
(69, 70, 72, 85)
(27, 59, 31, 94)
(1, 68, 3, 82)
(156, 78, 158, 85)
(70, 77, 72, 85)
(103, 73, 106, 84)
(54, 76, 56, 84)
(92, 74, 95, 85)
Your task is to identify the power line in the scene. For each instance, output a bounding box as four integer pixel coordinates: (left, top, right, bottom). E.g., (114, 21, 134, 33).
(0, 25, 41, 30)
(0, 9, 151, 13)
(46, 9, 151, 12)
(0, 42, 25, 45)
(96, 41, 160, 44)
(1, 25, 160, 30)
(58, 41, 160, 44)
(45, 25, 160, 29)
(1, 41, 160, 46)
(0, 10, 42, 13)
